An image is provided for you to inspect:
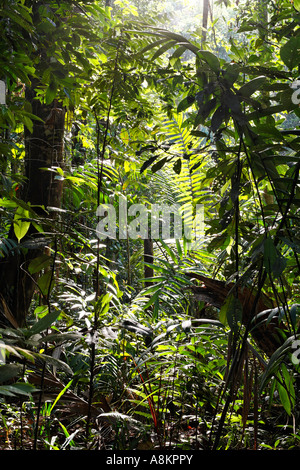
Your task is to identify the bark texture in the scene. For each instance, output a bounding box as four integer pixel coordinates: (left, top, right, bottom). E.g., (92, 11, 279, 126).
(201, 0, 209, 45)
(0, 87, 65, 327)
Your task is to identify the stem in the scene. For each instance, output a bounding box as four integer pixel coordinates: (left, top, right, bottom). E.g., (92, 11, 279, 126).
(85, 36, 121, 441)
(212, 267, 267, 450)
(33, 238, 58, 450)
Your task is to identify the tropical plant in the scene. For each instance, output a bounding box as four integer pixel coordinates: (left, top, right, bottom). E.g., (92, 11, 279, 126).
(0, 0, 299, 452)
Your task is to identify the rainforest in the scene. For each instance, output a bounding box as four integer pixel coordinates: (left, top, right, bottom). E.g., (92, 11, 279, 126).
(0, 0, 299, 452)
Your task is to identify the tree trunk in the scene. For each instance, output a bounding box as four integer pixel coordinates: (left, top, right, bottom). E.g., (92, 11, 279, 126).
(23, 86, 65, 212)
(201, 0, 209, 46)
(0, 85, 65, 327)
(144, 238, 153, 285)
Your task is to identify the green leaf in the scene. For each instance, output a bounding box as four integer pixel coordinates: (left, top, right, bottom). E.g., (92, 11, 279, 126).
(280, 36, 300, 70)
(153, 292, 159, 320)
(263, 238, 286, 278)
(223, 63, 240, 85)
(37, 271, 55, 297)
(195, 98, 217, 126)
(13, 206, 31, 242)
(277, 380, 291, 415)
(294, 0, 300, 11)
(277, 364, 295, 416)
(0, 383, 37, 397)
(28, 254, 52, 275)
(219, 293, 242, 332)
(259, 337, 296, 392)
(238, 76, 267, 97)
(50, 379, 73, 413)
(198, 50, 220, 73)
(263, 238, 277, 272)
(223, 91, 243, 117)
(143, 290, 161, 311)
(29, 308, 61, 336)
(177, 95, 195, 113)
(140, 155, 159, 173)
(279, 88, 299, 112)
(45, 81, 58, 105)
(159, 239, 178, 263)
(211, 105, 227, 133)
(171, 45, 188, 60)
(173, 158, 182, 174)
(72, 33, 81, 48)
(271, 254, 287, 279)
(139, 38, 171, 56)
(152, 40, 177, 60)
(21, 115, 33, 133)
(34, 305, 49, 318)
(0, 8, 32, 32)
(289, 304, 300, 329)
(0, 364, 23, 384)
(151, 157, 168, 173)
(35, 353, 73, 375)
(0, 198, 17, 208)
(237, 22, 255, 33)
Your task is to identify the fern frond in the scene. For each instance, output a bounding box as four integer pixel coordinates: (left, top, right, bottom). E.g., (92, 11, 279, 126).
(155, 114, 214, 235)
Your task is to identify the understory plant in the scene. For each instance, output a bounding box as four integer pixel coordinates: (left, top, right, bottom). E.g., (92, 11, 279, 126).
(0, 0, 300, 451)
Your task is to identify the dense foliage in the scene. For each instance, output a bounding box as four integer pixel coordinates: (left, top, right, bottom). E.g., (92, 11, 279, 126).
(0, 0, 299, 450)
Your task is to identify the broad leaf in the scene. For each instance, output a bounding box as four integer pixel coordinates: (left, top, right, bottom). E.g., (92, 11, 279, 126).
(151, 157, 168, 173)
(198, 50, 220, 73)
(280, 36, 300, 70)
(211, 105, 227, 132)
(0, 364, 23, 384)
(28, 254, 52, 275)
(238, 76, 267, 97)
(140, 155, 159, 173)
(177, 95, 195, 113)
(152, 40, 177, 60)
(173, 158, 182, 174)
(263, 238, 286, 278)
(219, 293, 243, 332)
(13, 206, 31, 242)
(45, 80, 58, 105)
(37, 271, 55, 297)
(0, 383, 37, 397)
(29, 308, 61, 335)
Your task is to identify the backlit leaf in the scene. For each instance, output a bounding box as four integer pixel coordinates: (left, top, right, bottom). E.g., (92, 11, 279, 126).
(28, 254, 52, 275)
(37, 271, 55, 297)
(13, 206, 31, 242)
(29, 308, 61, 335)
(45, 81, 58, 105)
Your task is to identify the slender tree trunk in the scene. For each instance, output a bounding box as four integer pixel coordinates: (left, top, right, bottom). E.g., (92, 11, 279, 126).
(0, 85, 65, 327)
(201, 0, 209, 46)
(144, 238, 153, 285)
